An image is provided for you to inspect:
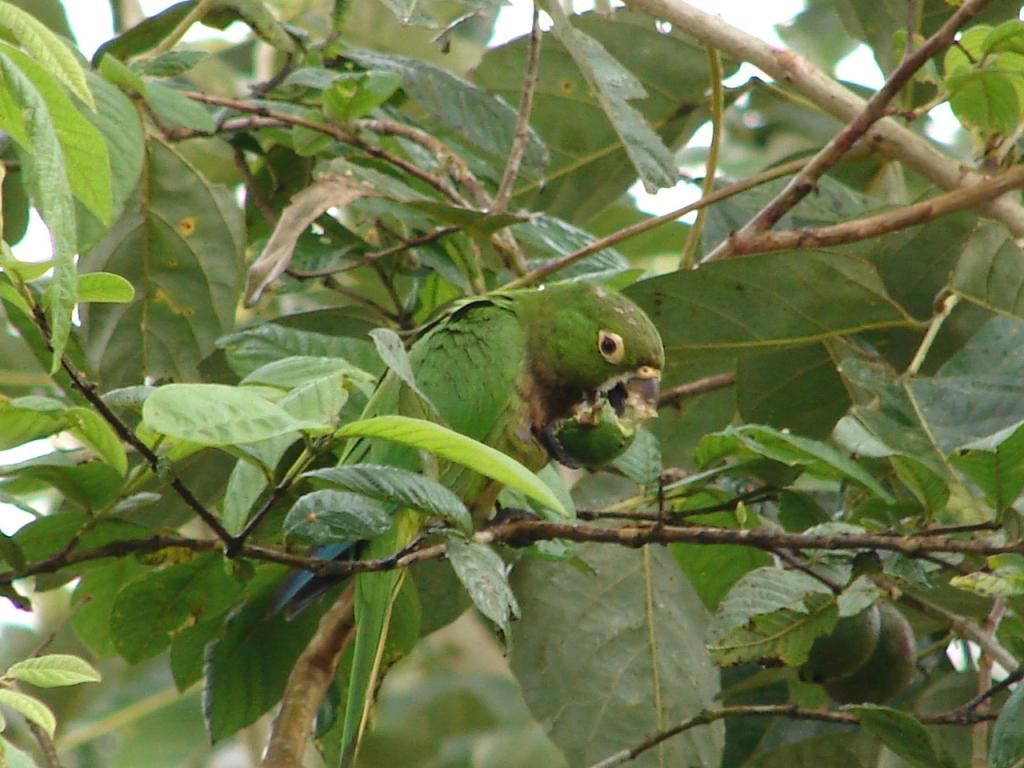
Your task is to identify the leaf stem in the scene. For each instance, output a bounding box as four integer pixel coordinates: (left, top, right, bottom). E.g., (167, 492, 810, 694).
(680, 45, 723, 269)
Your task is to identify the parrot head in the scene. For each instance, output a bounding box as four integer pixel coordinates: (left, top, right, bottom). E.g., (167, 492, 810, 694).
(522, 282, 664, 440)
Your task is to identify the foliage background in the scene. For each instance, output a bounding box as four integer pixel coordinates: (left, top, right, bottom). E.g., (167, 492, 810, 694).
(2, 0, 1024, 766)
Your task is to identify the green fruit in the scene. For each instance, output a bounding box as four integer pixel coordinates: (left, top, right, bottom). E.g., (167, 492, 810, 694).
(823, 602, 916, 704)
(554, 397, 635, 468)
(800, 603, 881, 683)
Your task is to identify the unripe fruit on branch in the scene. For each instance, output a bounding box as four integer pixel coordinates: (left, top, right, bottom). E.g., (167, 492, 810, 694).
(822, 602, 916, 704)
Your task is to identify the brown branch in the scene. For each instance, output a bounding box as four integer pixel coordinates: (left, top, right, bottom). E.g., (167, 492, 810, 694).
(881, 580, 1018, 671)
(713, 164, 1024, 257)
(658, 372, 736, 408)
(502, 158, 809, 289)
(181, 91, 463, 203)
(493, 6, 543, 213)
(286, 226, 460, 278)
(29, 307, 233, 544)
(587, 703, 997, 768)
(621, 0, 1024, 238)
(261, 587, 356, 768)
(703, 0, 994, 261)
(6, 520, 1024, 592)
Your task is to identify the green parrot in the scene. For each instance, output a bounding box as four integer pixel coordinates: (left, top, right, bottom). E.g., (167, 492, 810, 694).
(280, 281, 664, 762)
(346, 279, 665, 502)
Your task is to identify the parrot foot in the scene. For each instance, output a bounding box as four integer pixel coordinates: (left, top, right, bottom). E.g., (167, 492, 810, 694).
(485, 505, 542, 527)
(539, 421, 582, 469)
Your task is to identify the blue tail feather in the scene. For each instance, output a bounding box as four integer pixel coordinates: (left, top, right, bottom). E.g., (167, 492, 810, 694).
(272, 541, 356, 619)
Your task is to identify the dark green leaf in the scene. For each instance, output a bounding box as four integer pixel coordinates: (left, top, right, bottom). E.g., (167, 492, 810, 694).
(304, 463, 471, 532)
(990, 678, 1024, 768)
(79, 141, 244, 389)
(283, 489, 392, 544)
(848, 705, 957, 768)
(511, 545, 722, 767)
(446, 537, 518, 638)
(110, 554, 242, 663)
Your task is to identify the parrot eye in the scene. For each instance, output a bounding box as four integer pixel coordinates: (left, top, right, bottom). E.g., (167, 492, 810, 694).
(598, 330, 624, 363)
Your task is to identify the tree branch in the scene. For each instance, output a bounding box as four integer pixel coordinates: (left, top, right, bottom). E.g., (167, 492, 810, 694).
(7, 520, 1024, 593)
(622, 0, 1024, 240)
(586, 702, 997, 768)
(709, 165, 1024, 257)
(502, 158, 808, 289)
(182, 92, 464, 204)
(493, 5, 543, 214)
(658, 372, 736, 408)
(701, 0, 993, 261)
(881, 580, 1018, 671)
(28, 306, 232, 544)
(261, 587, 356, 768)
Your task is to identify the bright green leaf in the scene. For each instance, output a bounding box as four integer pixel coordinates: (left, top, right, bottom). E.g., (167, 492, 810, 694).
(337, 416, 568, 518)
(5, 654, 101, 688)
(77, 272, 134, 303)
(0, 688, 55, 736)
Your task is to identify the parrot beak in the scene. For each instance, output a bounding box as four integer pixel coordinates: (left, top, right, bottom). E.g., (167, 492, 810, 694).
(601, 365, 661, 424)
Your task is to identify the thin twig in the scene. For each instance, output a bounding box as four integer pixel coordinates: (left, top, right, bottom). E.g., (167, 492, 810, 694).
(658, 372, 736, 408)
(972, 598, 1007, 767)
(181, 92, 464, 203)
(586, 703, 997, 768)
(29, 307, 232, 544)
(144, 0, 216, 59)
(8, 521, 1024, 592)
(700, 0, 997, 261)
(502, 160, 808, 289)
(286, 226, 459, 278)
(493, 5, 543, 214)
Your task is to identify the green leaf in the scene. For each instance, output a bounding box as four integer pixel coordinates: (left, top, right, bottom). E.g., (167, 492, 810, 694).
(737, 343, 850, 439)
(110, 554, 242, 663)
(0, 688, 55, 736)
(322, 70, 402, 122)
(946, 66, 1022, 135)
(283, 489, 392, 545)
(240, 356, 370, 390)
(4, 654, 101, 687)
(368, 327, 440, 418)
(476, 10, 731, 221)
(848, 705, 957, 768)
(697, 424, 894, 502)
(204, 566, 324, 741)
(446, 537, 519, 638)
(77, 272, 134, 303)
(0, 46, 77, 370)
(348, 49, 548, 178)
(953, 223, 1024, 319)
(92, 1, 192, 63)
(671, 510, 773, 611)
(950, 419, 1024, 511)
(64, 407, 127, 476)
(0, 1, 94, 110)
(706, 566, 837, 667)
(142, 383, 324, 446)
(79, 141, 244, 390)
(304, 464, 471, 532)
(0, 43, 111, 226)
(510, 545, 723, 767)
(626, 251, 913, 383)
(337, 416, 569, 518)
(143, 80, 215, 132)
(546, 1, 676, 192)
(0, 397, 65, 450)
(991, 677, 1024, 768)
